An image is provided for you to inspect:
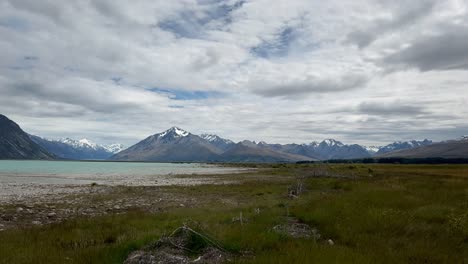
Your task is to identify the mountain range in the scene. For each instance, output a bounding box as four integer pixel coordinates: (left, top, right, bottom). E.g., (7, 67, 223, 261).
(377, 138, 468, 159)
(1, 114, 466, 162)
(30, 135, 124, 160)
(110, 127, 440, 162)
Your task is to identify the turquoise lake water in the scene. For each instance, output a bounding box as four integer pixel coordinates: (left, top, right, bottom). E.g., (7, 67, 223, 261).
(0, 160, 241, 186)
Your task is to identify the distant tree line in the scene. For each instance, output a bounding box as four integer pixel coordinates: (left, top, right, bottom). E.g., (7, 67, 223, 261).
(297, 157, 468, 164)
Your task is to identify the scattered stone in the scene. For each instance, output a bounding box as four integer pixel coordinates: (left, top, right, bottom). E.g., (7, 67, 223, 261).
(47, 212, 57, 218)
(195, 247, 229, 263)
(16, 207, 24, 213)
(113, 205, 121, 210)
(327, 239, 334, 246)
(124, 250, 159, 264)
(273, 217, 321, 240)
(31, 220, 41, 225)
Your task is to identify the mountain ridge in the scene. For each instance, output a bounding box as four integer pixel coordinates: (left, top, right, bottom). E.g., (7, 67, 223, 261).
(0, 114, 54, 160)
(377, 139, 468, 159)
(108, 127, 444, 162)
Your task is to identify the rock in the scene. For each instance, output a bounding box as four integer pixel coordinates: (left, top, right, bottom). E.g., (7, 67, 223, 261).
(47, 212, 57, 218)
(32, 221, 42, 225)
(16, 207, 24, 213)
(327, 239, 334, 246)
(273, 217, 320, 239)
(195, 247, 229, 263)
(124, 226, 231, 264)
(124, 251, 157, 264)
(113, 205, 121, 210)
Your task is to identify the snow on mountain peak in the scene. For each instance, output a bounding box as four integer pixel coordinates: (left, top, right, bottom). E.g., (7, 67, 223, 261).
(201, 134, 234, 144)
(59, 138, 97, 149)
(201, 134, 218, 142)
(104, 143, 125, 154)
(322, 139, 344, 147)
(159, 127, 189, 138)
(57, 137, 124, 153)
(78, 138, 97, 148)
(365, 146, 381, 153)
(309, 141, 320, 147)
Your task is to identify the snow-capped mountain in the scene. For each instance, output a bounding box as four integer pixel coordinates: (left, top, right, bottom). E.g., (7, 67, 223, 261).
(200, 134, 234, 151)
(320, 139, 344, 147)
(57, 138, 124, 154)
(30, 135, 124, 160)
(378, 139, 468, 159)
(159, 127, 189, 138)
(311, 139, 369, 159)
(104, 143, 125, 154)
(200, 134, 233, 144)
(365, 146, 381, 154)
(376, 140, 433, 155)
(110, 127, 222, 162)
(256, 139, 371, 160)
(59, 138, 98, 149)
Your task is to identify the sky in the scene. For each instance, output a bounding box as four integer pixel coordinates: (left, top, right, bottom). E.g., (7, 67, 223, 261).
(1, 0, 467, 146)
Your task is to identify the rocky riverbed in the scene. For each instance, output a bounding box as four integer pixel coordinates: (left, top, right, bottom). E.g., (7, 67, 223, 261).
(0, 174, 239, 232)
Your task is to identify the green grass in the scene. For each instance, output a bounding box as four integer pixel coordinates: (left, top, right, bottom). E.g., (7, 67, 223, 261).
(1, 164, 467, 263)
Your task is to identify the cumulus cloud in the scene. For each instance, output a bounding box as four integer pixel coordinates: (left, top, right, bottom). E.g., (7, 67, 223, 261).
(346, 1, 438, 48)
(357, 101, 428, 116)
(383, 26, 468, 71)
(252, 74, 368, 98)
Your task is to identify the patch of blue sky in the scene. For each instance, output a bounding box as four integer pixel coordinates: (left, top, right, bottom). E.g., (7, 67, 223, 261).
(169, 105, 184, 109)
(158, 0, 245, 38)
(148, 88, 223, 100)
(251, 26, 296, 59)
(111, 77, 122, 85)
(0, 16, 29, 31)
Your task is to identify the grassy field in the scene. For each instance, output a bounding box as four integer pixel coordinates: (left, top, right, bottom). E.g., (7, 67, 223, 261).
(1, 164, 467, 263)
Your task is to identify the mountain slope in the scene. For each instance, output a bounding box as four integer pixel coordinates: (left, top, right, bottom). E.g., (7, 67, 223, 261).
(377, 139, 468, 159)
(30, 136, 123, 160)
(0, 114, 54, 160)
(221, 142, 313, 162)
(110, 127, 222, 162)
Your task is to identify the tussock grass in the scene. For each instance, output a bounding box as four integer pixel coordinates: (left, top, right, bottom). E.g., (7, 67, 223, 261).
(1, 164, 467, 263)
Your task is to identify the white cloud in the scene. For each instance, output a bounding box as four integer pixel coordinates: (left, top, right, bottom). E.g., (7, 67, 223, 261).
(0, 0, 467, 146)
